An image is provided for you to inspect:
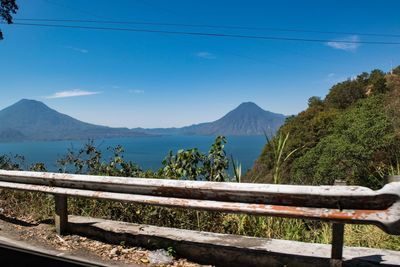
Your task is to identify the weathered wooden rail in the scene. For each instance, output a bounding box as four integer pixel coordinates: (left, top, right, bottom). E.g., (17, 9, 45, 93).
(0, 170, 399, 267)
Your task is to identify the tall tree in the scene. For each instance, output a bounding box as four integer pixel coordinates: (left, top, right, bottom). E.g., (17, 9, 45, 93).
(0, 0, 18, 40)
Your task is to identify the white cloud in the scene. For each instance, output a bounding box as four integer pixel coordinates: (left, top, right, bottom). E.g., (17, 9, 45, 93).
(196, 51, 216, 59)
(64, 46, 89, 53)
(129, 89, 144, 94)
(323, 73, 336, 82)
(312, 73, 343, 84)
(326, 35, 360, 52)
(46, 89, 101, 99)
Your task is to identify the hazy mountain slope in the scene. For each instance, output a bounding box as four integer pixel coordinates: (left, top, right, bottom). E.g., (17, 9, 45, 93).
(182, 102, 286, 135)
(0, 99, 146, 141)
(135, 102, 286, 136)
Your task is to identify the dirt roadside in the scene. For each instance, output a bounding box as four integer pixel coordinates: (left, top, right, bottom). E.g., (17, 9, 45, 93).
(0, 212, 210, 267)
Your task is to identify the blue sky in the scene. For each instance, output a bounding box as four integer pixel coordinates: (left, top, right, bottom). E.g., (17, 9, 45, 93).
(0, 0, 399, 128)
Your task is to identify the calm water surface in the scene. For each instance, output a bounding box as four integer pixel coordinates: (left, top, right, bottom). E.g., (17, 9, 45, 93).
(0, 136, 266, 173)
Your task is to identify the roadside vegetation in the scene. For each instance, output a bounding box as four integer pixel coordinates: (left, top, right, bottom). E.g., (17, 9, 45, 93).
(0, 136, 399, 250)
(1, 67, 400, 251)
(249, 66, 400, 189)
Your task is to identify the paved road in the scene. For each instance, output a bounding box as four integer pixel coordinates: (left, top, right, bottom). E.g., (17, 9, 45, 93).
(0, 245, 96, 267)
(0, 235, 134, 267)
(0, 246, 88, 266)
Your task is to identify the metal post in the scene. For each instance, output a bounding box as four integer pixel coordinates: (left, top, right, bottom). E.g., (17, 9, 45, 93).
(330, 223, 344, 267)
(55, 194, 68, 235)
(330, 179, 346, 267)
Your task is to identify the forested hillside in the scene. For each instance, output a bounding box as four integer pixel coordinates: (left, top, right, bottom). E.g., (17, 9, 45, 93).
(248, 66, 400, 189)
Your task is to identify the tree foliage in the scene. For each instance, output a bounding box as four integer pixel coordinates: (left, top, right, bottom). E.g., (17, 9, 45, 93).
(385, 71, 400, 138)
(0, 154, 22, 170)
(162, 148, 204, 180)
(369, 69, 388, 94)
(162, 136, 229, 181)
(54, 136, 230, 182)
(291, 95, 395, 188)
(58, 141, 147, 177)
(307, 96, 323, 108)
(325, 78, 365, 109)
(251, 67, 400, 188)
(0, 0, 18, 40)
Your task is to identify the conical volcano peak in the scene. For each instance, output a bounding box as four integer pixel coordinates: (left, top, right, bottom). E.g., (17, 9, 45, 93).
(231, 102, 266, 114)
(236, 102, 261, 109)
(0, 99, 146, 141)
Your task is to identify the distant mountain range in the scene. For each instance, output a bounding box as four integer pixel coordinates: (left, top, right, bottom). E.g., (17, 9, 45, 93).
(0, 99, 147, 141)
(0, 100, 286, 142)
(133, 102, 286, 136)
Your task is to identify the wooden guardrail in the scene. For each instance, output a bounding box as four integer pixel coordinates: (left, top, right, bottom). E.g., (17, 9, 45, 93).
(0, 170, 399, 267)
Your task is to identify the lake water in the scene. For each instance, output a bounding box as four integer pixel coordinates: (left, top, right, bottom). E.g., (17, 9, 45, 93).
(0, 136, 266, 173)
